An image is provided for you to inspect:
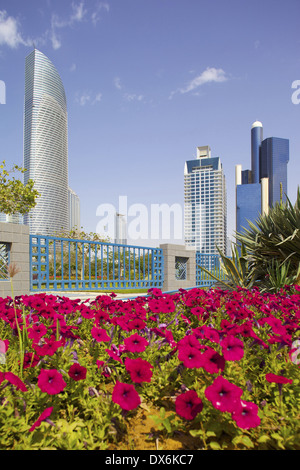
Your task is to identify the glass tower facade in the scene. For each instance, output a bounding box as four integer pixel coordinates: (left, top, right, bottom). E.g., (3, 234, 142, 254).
(23, 49, 69, 235)
(261, 137, 289, 207)
(236, 122, 289, 234)
(184, 146, 227, 255)
(68, 188, 80, 231)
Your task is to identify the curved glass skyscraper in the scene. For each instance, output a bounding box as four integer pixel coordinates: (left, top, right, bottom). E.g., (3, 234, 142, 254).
(23, 49, 68, 235)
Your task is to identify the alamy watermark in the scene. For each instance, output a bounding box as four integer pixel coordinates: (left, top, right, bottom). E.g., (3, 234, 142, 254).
(96, 196, 184, 241)
(0, 80, 6, 104)
(291, 80, 300, 105)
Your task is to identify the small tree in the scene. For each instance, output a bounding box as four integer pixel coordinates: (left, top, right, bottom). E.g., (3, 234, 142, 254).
(0, 161, 40, 216)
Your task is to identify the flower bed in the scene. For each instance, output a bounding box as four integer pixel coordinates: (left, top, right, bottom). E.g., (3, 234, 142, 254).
(0, 285, 299, 450)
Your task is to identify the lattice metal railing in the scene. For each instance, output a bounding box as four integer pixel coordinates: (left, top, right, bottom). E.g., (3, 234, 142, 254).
(0, 243, 10, 280)
(196, 252, 227, 287)
(30, 235, 164, 292)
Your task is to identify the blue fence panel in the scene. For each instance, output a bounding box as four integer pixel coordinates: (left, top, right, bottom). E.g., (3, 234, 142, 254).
(196, 252, 225, 288)
(30, 235, 164, 292)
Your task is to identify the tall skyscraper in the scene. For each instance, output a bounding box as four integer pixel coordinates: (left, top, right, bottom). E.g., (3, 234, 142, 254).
(114, 213, 127, 245)
(68, 188, 80, 231)
(236, 121, 289, 233)
(23, 48, 69, 235)
(184, 145, 227, 255)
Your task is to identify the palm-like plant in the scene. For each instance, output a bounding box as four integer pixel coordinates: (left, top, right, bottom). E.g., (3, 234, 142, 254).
(198, 243, 256, 290)
(236, 187, 300, 285)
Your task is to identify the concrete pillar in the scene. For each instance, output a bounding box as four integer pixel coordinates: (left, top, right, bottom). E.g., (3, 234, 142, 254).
(0, 222, 30, 297)
(159, 243, 196, 292)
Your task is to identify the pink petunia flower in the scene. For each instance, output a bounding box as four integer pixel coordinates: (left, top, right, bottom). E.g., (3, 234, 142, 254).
(68, 363, 87, 381)
(205, 375, 243, 412)
(105, 348, 124, 364)
(221, 335, 244, 361)
(37, 369, 67, 395)
(125, 357, 153, 383)
(112, 381, 141, 410)
(4, 372, 28, 392)
(32, 337, 64, 357)
(200, 347, 225, 374)
(127, 318, 146, 331)
(231, 400, 261, 429)
(178, 345, 203, 369)
(23, 352, 40, 369)
(265, 373, 293, 384)
(175, 390, 203, 420)
(27, 323, 48, 341)
(178, 334, 202, 350)
(91, 326, 110, 343)
(124, 333, 149, 353)
(29, 407, 54, 432)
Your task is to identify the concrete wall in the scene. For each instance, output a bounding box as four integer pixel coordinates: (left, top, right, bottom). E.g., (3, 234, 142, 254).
(160, 243, 196, 292)
(0, 222, 30, 297)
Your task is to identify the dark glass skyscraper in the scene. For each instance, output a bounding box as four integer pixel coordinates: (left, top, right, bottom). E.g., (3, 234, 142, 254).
(251, 121, 263, 184)
(260, 137, 289, 207)
(236, 121, 289, 234)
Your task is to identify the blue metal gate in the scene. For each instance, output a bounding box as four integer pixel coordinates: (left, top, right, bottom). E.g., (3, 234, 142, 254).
(196, 252, 226, 287)
(30, 235, 164, 292)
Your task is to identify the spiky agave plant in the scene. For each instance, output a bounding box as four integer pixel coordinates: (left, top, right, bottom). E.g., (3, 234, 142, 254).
(236, 187, 300, 285)
(198, 243, 256, 290)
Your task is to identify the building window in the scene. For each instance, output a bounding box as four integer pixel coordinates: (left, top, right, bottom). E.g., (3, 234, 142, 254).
(175, 256, 188, 280)
(0, 243, 11, 280)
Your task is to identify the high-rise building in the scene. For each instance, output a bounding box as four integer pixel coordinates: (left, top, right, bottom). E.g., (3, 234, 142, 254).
(184, 145, 227, 254)
(23, 48, 69, 235)
(114, 213, 127, 245)
(68, 188, 80, 231)
(236, 121, 289, 233)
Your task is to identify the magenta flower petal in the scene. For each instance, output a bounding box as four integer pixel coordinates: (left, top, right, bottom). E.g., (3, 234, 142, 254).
(125, 357, 153, 383)
(175, 390, 203, 420)
(178, 345, 203, 368)
(91, 326, 110, 342)
(37, 369, 67, 395)
(231, 400, 261, 429)
(112, 381, 141, 410)
(221, 335, 244, 361)
(123, 333, 149, 353)
(68, 363, 87, 381)
(29, 407, 54, 432)
(265, 373, 293, 384)
(4, 372, 28, 392)
(205, 376, 243, 412)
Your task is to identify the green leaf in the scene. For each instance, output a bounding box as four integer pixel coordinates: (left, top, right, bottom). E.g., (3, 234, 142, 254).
(257, 435, 271, 444)
(209, 441, 222, 450)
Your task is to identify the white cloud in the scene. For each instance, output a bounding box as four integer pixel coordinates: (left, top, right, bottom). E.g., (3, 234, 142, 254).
(123, 93, 144, 102)
(170, 67, 228, 99)
(70, 2, 87, 22)
(76, 91, 91, 106)
(76, 90, 102, 106)
(114, 77, 122, 90)
(50, 2, 88, 49)
(92, 92, 102, 104)
(0, 10, 29, 48)
(91, 2, 110, 25)
(70, 63, 76, 72)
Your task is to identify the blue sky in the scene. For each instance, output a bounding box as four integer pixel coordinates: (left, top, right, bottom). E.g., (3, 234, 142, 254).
(0, 0, 299, 247)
